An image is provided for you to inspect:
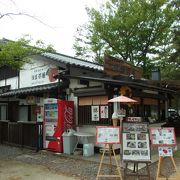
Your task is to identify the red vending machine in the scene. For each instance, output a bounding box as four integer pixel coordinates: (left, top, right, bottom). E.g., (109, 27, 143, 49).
(43, 98, 75, 152)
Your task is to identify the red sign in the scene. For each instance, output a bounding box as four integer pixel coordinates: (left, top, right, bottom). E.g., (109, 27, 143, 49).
(150, 127, 176, 147)
(126, 117, 142, 122)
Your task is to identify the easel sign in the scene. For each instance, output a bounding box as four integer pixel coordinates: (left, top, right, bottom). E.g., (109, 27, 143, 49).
(149, 127, 177, 147)
(96, 126, 122, 180)
(122, 122, 151, 161)
(158, 147, 173, 157)
(150, 127, 180, 180)
(96, 126, 121, 144)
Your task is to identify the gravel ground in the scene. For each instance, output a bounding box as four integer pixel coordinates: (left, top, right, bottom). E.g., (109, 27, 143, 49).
(0, 144, 180, 180)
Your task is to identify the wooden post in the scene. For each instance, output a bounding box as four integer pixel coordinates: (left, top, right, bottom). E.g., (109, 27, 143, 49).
(96, 144, 122, 180)
(156, 156, 180, 180)
(124, 160, 151, 180)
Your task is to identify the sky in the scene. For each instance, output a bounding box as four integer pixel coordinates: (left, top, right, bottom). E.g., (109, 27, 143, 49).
(0, 0, 105, 56)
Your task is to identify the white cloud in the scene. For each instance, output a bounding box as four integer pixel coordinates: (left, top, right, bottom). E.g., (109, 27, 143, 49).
(0, 0, 105, 56)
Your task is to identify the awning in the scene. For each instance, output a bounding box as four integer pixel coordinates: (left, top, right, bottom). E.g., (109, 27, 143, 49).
(0, 83, 58, 97)
(68, 75, 176, 94)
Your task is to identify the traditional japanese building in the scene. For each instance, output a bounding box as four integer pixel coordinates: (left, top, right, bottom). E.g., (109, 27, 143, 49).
(0, 51, 178, 150)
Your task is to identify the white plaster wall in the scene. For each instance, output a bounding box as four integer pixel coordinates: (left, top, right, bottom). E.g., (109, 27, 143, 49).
(0, 80, 5, 86)
(69, 79, 87, 89)
(6, 77, 19, 89)
(0, 77, 18, 89)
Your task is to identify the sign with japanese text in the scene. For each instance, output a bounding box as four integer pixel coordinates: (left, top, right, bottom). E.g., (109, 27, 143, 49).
(150, 127, 176, 147)
(104, 55, 143, 79)
(31, 65, 58, 86)
(91, 106, 100, 121)
(158, 147, 173, 157)
(126, 117, 142, 122)
(96, 126, 121, 144)
(100, 105, 108, 119)
(122, 122, 151, 161)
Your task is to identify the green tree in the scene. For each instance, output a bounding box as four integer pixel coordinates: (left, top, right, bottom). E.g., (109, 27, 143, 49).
(160, 29, 180, 80)
(0, 37, 56, 69)
(73, 0, 179, 78)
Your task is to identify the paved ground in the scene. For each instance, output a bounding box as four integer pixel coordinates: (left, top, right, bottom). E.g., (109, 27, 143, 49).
(0, 159, 76, 180)
(0, 144, 180, 180)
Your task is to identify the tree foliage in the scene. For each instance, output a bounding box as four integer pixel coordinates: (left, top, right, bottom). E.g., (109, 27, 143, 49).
(73, 0, 179, 78)
(160, 30, 180, 80)
(0, 36, 56, 69)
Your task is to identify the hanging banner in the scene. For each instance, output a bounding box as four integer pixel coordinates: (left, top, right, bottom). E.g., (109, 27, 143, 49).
(91, 106, 100, 121)
(100, 105, 108, 119)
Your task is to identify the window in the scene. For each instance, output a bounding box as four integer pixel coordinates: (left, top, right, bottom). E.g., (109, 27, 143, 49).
(0, 104, 8, 120)
(78, 96, 111, 125)
(19, 106, 28, 122)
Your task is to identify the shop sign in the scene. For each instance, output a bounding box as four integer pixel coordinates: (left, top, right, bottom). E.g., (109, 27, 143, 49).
(104, 56, 143, 79)
(26, 96, 36, 104)
(127, 117, 142, 122)
(31, 65, 58, 86)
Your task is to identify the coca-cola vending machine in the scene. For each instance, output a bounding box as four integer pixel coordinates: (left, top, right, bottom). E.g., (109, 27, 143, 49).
(43, 98, 74, 152)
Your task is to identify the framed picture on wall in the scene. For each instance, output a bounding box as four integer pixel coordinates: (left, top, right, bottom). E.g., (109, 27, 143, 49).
(91, 105, 100, 121)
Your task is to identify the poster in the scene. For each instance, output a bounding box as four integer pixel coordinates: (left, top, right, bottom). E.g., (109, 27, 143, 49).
(122, 122, 151, 161)
(150, 127, 176, 146)
(91, 106, 99, 121)
(158, 147, 173, 157)
(100, 106, 108, 119)
(96, 126, 121, 144)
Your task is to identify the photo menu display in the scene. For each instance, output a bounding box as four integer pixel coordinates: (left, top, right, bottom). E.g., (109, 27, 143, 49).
(122, 122, 151, 161)
(150, 127, 176, 146)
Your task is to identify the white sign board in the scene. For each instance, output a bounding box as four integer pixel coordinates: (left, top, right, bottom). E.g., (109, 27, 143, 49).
(122, 122, 151, 161)
(96, 126, 121, 144)
(150, 128, 176, 146)
(91, 106, 100, 121)
(158, 147, 173, 157)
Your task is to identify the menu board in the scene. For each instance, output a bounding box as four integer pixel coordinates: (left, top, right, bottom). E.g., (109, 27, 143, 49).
(122, 122, 151, 161)
(96, 126, 121, 144)
(150, 127, 176, 146)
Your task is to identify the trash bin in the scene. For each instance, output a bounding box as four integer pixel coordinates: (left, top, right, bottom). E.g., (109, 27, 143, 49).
(62, 129, 77, 154)
(83, 144, 94, 156)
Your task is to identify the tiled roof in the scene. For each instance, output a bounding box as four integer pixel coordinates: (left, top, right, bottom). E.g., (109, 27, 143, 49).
(42, 52, 104, 71)
(0, 83, 58, 97)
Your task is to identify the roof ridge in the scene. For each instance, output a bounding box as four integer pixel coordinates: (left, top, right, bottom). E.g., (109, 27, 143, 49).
(43, 52, 103, 66)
